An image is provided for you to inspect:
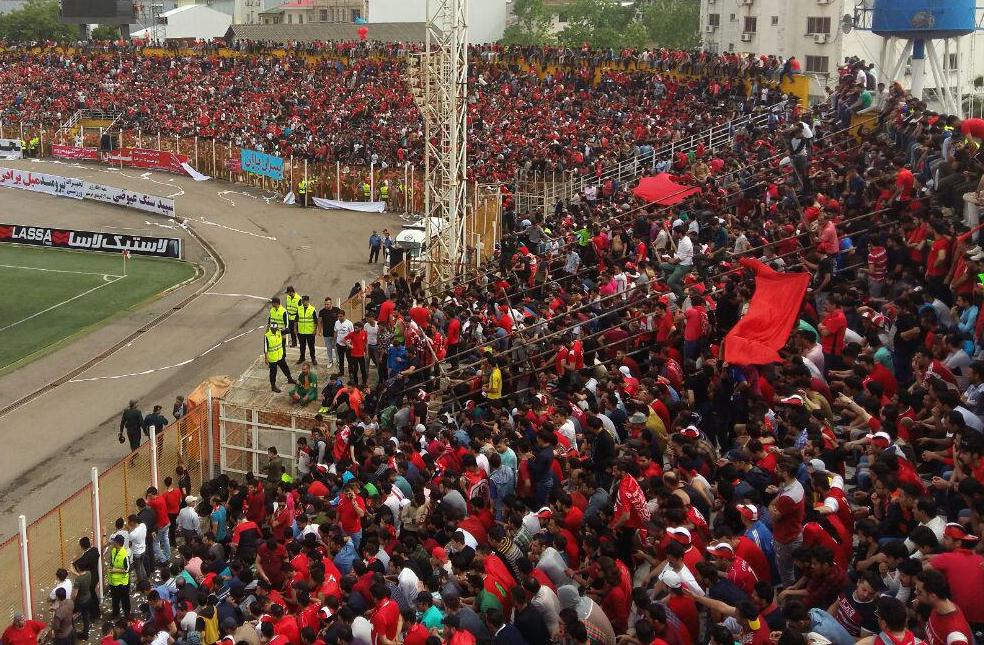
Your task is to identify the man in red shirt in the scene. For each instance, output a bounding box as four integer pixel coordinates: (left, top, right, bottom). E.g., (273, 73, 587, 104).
(146, 486, 172, 566)
(769, 457, 805, 587)
(707, 543, 758, 595)
(917, 569, 973, 645)
(925, 221, 952, 302)
(818, 296, 848, 368)
(2, 614, 47, 645)
(682, 296, 707, 362)
(345, 322, 369, 387)
(369, 584, 401, 645)
(338, 482, 366, 548)
(927, 523, 984, 626)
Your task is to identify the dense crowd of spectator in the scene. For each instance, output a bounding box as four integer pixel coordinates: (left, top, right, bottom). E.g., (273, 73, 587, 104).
(9, 44, 984, 645)
(0, 42, 789, 182)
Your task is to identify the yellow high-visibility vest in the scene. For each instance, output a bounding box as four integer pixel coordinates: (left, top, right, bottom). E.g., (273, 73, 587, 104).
(265, 330, 284, 363)
(108, 547, 129, 586)
(285, 293, 301, 320)
(296, 304, 317, 335)
(269, 305, 287, 328)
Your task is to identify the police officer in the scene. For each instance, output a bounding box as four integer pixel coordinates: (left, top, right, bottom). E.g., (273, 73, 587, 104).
(295, 295, 318, 365)
(264, 323, 294, 393)
(284, 286, 301, 348)
(269, 296, 288, 334)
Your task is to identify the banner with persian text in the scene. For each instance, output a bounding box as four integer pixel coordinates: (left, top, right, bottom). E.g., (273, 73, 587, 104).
(83, 182, 176, 218)
(0, 166, 85, 199)
(0, 223, 181, 258)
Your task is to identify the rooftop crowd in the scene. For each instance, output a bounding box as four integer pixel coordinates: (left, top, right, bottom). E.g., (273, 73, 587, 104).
(0, 42, 790, 182)
(7, 42, 984, 645)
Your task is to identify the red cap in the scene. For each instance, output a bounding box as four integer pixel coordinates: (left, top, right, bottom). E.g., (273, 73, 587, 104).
(431, 547, 449, 563)
(944, 522, 980, 542)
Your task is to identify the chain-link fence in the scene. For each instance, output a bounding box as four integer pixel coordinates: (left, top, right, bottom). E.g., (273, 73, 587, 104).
(0, 409, 210, 624)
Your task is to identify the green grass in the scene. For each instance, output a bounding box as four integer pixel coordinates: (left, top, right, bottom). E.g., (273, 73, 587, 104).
(0, 244, 199, 371)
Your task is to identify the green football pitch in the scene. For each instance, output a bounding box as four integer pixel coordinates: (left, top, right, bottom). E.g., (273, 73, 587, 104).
(0, 244, 198, 371)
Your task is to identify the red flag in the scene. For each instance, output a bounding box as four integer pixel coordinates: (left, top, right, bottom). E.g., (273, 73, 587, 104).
(723, 258, 810, 365)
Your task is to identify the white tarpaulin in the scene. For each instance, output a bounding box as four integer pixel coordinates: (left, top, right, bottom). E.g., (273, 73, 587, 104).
(83, 182, 176, 218)
(312, 197, 386, 213)
(0, 166, 85, 199)
(180, 162, 211, 182)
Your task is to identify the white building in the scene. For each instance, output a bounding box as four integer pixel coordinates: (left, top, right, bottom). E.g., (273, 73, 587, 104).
(130, 4, 233, 39)
(366, 0, 508, 43)
(699, 0, 984, 108)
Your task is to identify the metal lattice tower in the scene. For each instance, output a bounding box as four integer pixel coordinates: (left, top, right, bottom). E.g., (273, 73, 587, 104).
(406, 0, 468, 289)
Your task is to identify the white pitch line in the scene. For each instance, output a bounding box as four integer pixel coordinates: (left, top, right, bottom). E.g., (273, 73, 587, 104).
(68, 325, 265, 382)
(0, 274, 125, 333)
(204, 292, 270, 301)
(0, 263, 124, 278)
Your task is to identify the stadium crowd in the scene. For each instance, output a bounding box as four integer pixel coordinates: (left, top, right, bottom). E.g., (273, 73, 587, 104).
(8, 44, 984, 645)
(0, 42, 789, 182)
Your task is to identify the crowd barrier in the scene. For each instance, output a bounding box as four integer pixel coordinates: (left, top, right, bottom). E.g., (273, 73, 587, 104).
(0, 403, 212, 622)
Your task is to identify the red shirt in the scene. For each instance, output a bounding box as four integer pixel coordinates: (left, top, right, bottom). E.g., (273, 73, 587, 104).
(378, 300, 395, 324)
(930, 550, 984, 623)
(740, 616, 772, 645)
(2, 621, 47, 645)
(927, 237, 951, 277)
(727, 556, 759, 595)
(667, 595, 699, 642)
(773, 480, 805, 544)
(735, 536, 771, 585)
(148, 495, 170, 528)
(683, 306, 706, 342)
(345, 329, 368, 357)
(409, 306, 430, 327)
(403, 624, 429, 645)
(164, 488, 182, 514)
(274, 615, 300, 645)
(447, 317, 461, 345)
(896, 168, 915, 201)
(338, 494, 366, 534)
(370, 598, 401, 645)
(926, 607, 973, 645)
(819, 309, 847, 356)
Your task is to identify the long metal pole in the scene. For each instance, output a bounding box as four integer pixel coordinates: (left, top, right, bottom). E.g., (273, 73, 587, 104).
(149, 426, 159, 489)
(90, 467, 104, 602)
(18, 515, 32, 619)
(206, 386, 215, 479)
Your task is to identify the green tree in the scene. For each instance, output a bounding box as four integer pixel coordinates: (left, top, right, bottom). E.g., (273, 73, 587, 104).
(558, 0, 648, 48)
(0, 0, 80, 42)
(91, 24, 121, 40)
(502, 0, 555, 45)
(640, 0, 699, 49)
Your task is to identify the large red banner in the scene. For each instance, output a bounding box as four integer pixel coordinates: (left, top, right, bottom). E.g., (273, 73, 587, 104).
(107, 147, 189, 174)
(51, 144, 100, 161)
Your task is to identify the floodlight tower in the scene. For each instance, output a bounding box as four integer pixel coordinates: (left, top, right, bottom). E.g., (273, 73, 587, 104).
(407, 0, 468, 289)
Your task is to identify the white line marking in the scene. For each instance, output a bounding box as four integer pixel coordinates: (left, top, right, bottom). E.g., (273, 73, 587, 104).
(0, 275, 125, 333)
(68, 325, 264, 382)
(0, 263, 123, 278)
(196, 216, 277, 241)
(204, 292, 270, 301)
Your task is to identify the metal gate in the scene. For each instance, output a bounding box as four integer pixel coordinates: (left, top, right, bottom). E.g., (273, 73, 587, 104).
(217, 401, 321, 477)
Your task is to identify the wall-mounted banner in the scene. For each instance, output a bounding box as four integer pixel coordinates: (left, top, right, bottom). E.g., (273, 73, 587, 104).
(0, 166, 85, 199)
(83, 182, 176, 218)
(107, 147, 189, 174)
(240, 149, 284, 181)
(0, 138, 23, 160)
(51, 144, 100, 161)
(0, 223, 181, 258)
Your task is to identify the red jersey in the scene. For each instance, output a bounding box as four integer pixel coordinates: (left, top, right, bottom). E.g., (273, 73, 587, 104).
(926, 608, 972, 645)
(333, 426, 351, 462)
(164, 488, 182, 514)
(147, 495, 170, 528)
(727, 556, 759, 595)
(338, 493, 366, 534)
(370, 598, 401, 645)
(930, 550, 984, 623)
(735, 536, 771, 585)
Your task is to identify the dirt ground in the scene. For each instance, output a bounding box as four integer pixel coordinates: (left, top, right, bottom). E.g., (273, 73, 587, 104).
(0, 157, 406, 537)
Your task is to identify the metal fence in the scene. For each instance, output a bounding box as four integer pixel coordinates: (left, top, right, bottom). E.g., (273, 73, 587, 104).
(0, 403, 211, 623)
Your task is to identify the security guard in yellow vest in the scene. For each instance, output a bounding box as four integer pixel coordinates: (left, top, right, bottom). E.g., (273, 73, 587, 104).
(360, 180, 371, 201)
(297, 179, 309, 207)
(27, 136, 39, 157)
(269, 297, 288, 333)
(284, 286, 301, 348)
(107, 534, 131, 618)
(295, 295, 318, 365)
(265, 323, 294, 393)
(379, 181, 389, 202)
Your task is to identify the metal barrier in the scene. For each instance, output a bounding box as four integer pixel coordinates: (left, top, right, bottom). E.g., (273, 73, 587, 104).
(0, 406, 210, 623)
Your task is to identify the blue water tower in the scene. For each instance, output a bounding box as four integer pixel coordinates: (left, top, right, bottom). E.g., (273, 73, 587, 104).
(869, 0, 976, 115)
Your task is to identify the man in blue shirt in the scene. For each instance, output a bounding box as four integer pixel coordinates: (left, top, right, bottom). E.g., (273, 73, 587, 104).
(369, 231, 382, 264)
(387, 340, 408, 377)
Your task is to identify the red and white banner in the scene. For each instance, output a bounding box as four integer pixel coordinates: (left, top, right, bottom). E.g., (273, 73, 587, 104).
(51, 144, 100, 161)
(107, 147, 189, 175)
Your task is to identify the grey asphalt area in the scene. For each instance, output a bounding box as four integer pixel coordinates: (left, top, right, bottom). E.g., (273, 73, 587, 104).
(0, 157, 406, 537)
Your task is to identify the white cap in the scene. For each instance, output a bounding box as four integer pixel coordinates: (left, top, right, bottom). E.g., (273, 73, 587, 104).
(809, 458, 827, 473)
(619, 366, 632, 377)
